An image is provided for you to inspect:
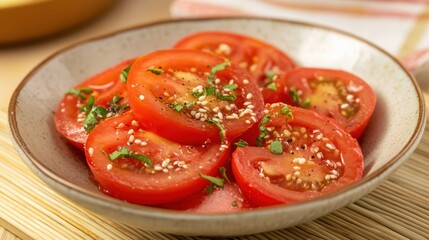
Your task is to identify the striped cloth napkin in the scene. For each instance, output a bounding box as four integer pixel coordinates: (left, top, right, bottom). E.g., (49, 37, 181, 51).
(170, 0, 429, 73)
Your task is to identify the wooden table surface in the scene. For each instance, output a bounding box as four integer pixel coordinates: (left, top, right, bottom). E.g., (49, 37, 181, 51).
(0, 1, 172, 239)
(1, 1, 429, 239)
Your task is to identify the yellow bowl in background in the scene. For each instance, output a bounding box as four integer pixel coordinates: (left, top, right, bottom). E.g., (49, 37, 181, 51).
(0, 0, 116, 45)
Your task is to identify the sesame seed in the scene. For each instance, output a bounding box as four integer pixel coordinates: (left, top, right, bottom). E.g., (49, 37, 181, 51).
(286, 174, 292, 181)
(88, 148, 94, 156)
(190, 67, 197, 72)
(131, 120, 139, 126)
(247, 104, 254, 109)
(198, 95, 206, 101)
(251, 116, 257, 122)
(128, 129, 134, 135)
(298, 158, 306, 164)
(316, 134, 323, 140)
(217, 112, 224, 119)
(139, 95, 145, 101)
(215, 78, 221, 84)
(162, 159, 171, 168)
(332, 169, 339, 175)
(225, 105, 232, 111)
(162, 169, 169, 173)
(293, 166, 301, 171)
(134, 139, 142, 144)
(154, 165, 163, 171)
(245, 120, 251, 124)
(326, 143, 336, 150)
(246, 93, 253, 99)
(296, 178, 303, 184)
(294, 171, 300, 176)
(243, 79, 249, 84)
(213, 107, 220, 113)
(107, 164, 113, 170)
(317, 152, 323, 159)
(336, 162, 343, 167)
(243, 101, 252, 106)
(201, 100, 208, 105)
(325, 175, 331, 180)
(195, 112, 201, 119)
(117, 123, 125, 129)
(198, 108, 207, 113)
(340, 103, 349, 109)
(300, 128, 306, 133)
(140, 141, 147, 146)
(329, 174, 337, 179)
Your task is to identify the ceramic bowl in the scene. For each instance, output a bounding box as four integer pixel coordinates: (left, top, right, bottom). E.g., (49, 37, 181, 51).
(8, 18, 426, 236)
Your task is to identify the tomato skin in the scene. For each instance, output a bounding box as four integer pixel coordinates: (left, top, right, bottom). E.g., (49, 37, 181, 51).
(54, 59, 134, 149)
(127, 49, 264, 145)
(282, 68, 376, 138)
(231, 104, 364, 207)
(174, 31, 296, 103)
(85, 111, 230, 205)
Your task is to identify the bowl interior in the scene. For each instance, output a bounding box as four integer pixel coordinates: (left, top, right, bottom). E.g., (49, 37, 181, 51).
(9, 18, 425, 236)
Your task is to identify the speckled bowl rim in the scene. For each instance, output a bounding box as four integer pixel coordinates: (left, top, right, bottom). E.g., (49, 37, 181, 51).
(8, 17, 426, 228)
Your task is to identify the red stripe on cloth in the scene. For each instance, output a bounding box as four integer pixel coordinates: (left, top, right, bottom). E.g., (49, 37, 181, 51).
(401, 48, 429, 72)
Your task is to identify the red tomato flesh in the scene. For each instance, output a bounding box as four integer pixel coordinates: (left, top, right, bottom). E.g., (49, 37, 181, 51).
(232, 103, 364, 207)
(54, 59, 134, 149)
(127, 49, 264, 145)
(85, 112, 230, 205)
(173, 31, 296, 103)
(282, 68, 376, 138)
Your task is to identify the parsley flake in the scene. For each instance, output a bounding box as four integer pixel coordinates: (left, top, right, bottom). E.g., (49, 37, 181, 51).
(109, 96, 129, 114)
(256, 114, 271, 146)
(147, 67, 164, 75)
(270, 141, 283, 154)
(83, 105, 107, 131)
(266, 82, 277, 91)
(206, 119, 226, 143)
(279, 105, 293, 120)
(105, 147, 153, 167)
(223, 84, 238, 91)
(120, 64, 132, 83)
(207, 61, 230, 85)
(265, 70, 276, 81)
(234, 140, 248, 147)
(289, 87, 301, 104)
(301, 98, 311, 108)
(199, 173, 225, 194)
(219, 167, 230, 183)
(66, 87, 93, 100)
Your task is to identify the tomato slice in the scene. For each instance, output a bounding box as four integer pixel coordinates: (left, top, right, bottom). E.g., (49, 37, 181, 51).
(231, 103, 363, 207)
(173, 31, 296, 103)
(85, 111, 230, 205)
(282, 68, 376, 138)
(127, 49, 264, 145)
(54, 59, 134, 149)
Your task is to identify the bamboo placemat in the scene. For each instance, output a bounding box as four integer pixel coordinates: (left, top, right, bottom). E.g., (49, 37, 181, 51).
(1, 107, 429, 240)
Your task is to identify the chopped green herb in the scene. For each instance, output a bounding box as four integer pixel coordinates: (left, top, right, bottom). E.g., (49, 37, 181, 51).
(147, 67, 164, 75)
(109, 95, 129, 113)
(205, 86, 216, 96)
(234, 140, 248, 147)
(265, 70, 276, 81)
(207, 61, 230, 85)
(66, 87, 93, 100)
(219, 167, 230, 183)
(206, 119, 226, 143)
(200, 172, 225, 194)
(301, 98, 311, 108)
(279, 105, 293, 120)
(120, 64, 132, 83)
(223, 84, 238, 91)
(83, 105, 107, 131)
(106, 147, 153, 166)
(270, 140, 283, 154)
(289, 87, 301, 104)
(216, 94, 236, 102)
(79, 95, 95, 113)
(170, 103, 184, 112)
(266, 82, 277, 91)
(256, 114, 271, 146)
(231, 201, 238, 207)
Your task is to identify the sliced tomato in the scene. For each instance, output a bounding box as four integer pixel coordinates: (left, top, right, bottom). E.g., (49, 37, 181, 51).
(157, 182, 254, 213)
(173, 31, 296, 103)
(231, 103, 363, 207)
(127, 49, 264, 145)
(282, 68, 376, 138)
(85, 111, 230, 205)
(54, 58, 134, 149)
